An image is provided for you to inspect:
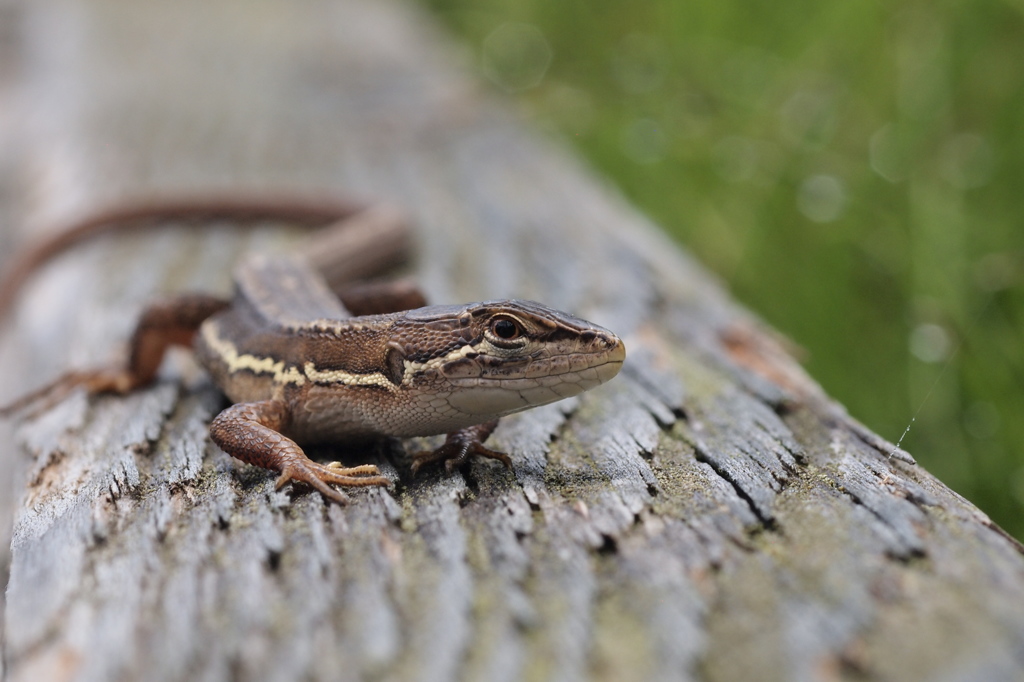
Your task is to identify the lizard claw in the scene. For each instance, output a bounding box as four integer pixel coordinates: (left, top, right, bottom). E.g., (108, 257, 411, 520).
(410, 420, 511, 475)
(325, 461, 382, 476)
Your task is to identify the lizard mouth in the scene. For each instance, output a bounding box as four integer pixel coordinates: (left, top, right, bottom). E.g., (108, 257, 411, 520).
(445, 337, 625, 416)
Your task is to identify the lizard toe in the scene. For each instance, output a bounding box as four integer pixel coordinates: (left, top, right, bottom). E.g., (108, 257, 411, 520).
(275, 460, 390, 504)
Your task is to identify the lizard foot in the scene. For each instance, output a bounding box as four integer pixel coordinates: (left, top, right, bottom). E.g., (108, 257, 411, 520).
(275, 460, 391, 505)
(410, 420, 511, 475)
(0, 367, 140, 418)
(211, 399, 391, 506)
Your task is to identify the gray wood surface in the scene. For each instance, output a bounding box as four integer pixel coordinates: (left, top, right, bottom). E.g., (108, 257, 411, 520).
(1, 1, 1022, 681)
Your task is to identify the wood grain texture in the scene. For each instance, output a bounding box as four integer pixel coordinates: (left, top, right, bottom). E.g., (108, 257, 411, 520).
(1, 1, 1022, 681)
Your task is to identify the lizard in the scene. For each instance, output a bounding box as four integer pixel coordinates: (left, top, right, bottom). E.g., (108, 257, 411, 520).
(0, 195, 626, 503)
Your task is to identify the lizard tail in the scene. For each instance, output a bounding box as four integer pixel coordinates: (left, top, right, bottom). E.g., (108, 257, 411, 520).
(0, 193, 374, 319)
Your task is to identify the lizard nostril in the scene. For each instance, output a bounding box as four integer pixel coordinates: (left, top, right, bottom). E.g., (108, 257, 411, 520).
(608, 337, 626, 361)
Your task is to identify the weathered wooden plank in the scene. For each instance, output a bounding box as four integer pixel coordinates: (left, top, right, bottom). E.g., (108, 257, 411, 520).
(1, 1, 1022, 681)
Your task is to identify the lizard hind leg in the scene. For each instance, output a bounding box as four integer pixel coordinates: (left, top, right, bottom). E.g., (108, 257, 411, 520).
(209, 399, 391, 505)
(335, 279, 428, 315)
(0, 368, 140, 418)
(0, 293, 229, 417)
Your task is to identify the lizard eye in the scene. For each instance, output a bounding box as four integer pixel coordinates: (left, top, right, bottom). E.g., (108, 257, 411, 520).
(491, 317, 520, 340)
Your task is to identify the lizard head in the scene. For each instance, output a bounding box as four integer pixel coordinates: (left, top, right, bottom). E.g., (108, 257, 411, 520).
(391, 300, 625, 421)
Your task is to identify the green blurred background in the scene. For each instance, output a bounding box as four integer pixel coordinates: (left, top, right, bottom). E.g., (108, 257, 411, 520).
(418, 0, 1024, 539)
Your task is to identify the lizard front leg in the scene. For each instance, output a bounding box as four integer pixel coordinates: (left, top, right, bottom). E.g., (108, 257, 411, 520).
(410, 420, 511, 475)
(1, 293, 229, 415)
(331, 283, 513, 475)
(209, 399, 390, 504)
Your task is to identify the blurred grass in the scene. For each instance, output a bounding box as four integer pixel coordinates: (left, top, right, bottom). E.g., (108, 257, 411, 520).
(418, 0, 1024, 539)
